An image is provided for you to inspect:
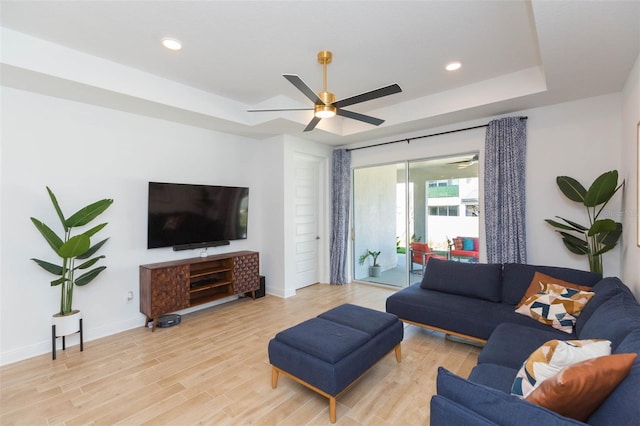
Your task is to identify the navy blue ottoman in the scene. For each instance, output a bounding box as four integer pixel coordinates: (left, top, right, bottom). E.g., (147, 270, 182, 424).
(268, 303, 404, 423)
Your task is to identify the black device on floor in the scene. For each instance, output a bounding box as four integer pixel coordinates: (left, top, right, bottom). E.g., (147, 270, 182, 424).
(157, 314, 181, 328)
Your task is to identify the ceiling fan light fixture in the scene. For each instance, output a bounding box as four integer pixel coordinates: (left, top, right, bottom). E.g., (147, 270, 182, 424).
(314, 104, 336, 119)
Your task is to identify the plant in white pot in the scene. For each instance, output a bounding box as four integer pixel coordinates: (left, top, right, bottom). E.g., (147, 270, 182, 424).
(31, 187, 113, 336)
(359, 249, 382, 277)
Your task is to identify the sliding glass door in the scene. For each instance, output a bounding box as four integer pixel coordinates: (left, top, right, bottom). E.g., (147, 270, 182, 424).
(353, 153, 479, 288)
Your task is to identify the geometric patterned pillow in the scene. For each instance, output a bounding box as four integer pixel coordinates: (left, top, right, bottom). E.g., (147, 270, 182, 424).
(516, 271, 594, 309)
(543, 283, 595, 317)
(515, 284, 595, 333)
(511, 339, 611, 398)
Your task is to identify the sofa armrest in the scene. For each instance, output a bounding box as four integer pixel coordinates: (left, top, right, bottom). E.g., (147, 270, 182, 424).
(436, 367, 586, 425)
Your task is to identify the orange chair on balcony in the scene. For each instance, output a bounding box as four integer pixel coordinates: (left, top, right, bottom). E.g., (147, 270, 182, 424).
(410, 242, 448, 274)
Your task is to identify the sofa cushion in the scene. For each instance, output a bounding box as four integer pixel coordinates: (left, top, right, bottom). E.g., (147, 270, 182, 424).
(478, 322, 574, 369)
(588, 330, 640, 425)
(575, 277, 634, 336)
(420, 258, 503, 302)
(525, 353, 637, 421)
(436, 367, 586, 425)
(501, 263, 601, 306)
(273, 317, 369, 363)
(468, 363, 519, 393)
(318, 303, 399, 337)
(463, 237, 475, 250)
(453, 237, 463, 250)
(449, 249, 478, 257)
(511, 339, 611, 398)
(516, 272, 594, 308)
(578, 292, 640, 350)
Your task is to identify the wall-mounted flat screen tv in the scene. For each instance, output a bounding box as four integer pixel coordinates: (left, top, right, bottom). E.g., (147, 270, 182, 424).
(147, 182, 249, 250)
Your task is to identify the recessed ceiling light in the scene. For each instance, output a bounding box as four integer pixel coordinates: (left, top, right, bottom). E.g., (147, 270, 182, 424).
(162, 38, 182, 51)
(446, 62, 462, 71)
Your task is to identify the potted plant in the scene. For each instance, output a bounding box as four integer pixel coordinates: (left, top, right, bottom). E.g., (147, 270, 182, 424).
(31, 187, 113, 335)
(545, 170, 624, 274)
(359, 249, 382, 277)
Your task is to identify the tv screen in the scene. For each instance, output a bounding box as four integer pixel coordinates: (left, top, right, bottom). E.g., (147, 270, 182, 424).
(147, 182, 249, 249)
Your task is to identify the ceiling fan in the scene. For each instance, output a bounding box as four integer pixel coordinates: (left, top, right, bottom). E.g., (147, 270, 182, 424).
(247, 50, 402, 132)
(449, 154, 479, 169)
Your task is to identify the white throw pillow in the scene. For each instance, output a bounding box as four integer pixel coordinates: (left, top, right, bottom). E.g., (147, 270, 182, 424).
(511, 339, 611, 398)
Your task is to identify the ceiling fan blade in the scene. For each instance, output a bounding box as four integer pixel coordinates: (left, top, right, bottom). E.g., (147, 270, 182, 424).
(333, 83, 402, 109)
(283, 74, 324, 105)
(336, 109, 384, 126)
(247, 108, 313, 112)
(303, 116, 321, 132)
(448, 154, 479, 165)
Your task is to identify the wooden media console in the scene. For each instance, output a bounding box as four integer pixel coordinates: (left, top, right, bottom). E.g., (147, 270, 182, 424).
(139, 251, 259, 331)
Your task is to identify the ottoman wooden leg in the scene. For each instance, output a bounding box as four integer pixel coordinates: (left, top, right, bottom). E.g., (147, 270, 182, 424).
(271, 366, 279, 388)
(395, 343, 402, 362)
(329, 396, 337, 423)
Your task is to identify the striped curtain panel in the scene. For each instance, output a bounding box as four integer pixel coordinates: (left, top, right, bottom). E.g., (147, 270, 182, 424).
(330, 149, 351, 284)
(484, 117, 527, 263)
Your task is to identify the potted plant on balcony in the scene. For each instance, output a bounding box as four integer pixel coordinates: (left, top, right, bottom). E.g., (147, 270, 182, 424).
(359, 249, 382, 277)
(545, 170, 624, 274)
(31, 187, 113, 336)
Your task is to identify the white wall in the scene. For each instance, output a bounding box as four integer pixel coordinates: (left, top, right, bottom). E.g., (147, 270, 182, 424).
(621, 53, 640, 297)
(0, 87, 268, 364)
(254, 135, 287, 297)
(353, 164, 398, 278)
(349, 93, 625, 281)
(526, 94, 623, 274)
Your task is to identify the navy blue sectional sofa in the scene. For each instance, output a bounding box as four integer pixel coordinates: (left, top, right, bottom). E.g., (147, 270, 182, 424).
(386, 258, 640, 425)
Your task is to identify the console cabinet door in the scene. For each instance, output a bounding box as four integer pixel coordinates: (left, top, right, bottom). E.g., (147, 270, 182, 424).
(233, 252, 260, 294)
(140, 265, 190, 318)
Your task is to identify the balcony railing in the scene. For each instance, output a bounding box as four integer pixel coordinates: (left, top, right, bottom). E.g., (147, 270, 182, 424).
(427, 185, 459, 197)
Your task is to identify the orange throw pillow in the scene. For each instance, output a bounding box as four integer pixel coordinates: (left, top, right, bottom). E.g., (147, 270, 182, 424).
(525, 353, 637, 421)
(516, 272, 593, 308)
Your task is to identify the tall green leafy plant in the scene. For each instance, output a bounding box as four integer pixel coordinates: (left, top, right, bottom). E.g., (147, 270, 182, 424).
(31, 187, 113, 315)
(545, 170, 624, 274)
(359, 250, 381, 267)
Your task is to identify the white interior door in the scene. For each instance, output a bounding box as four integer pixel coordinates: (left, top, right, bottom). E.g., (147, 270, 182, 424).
(294, 154, 320, 289)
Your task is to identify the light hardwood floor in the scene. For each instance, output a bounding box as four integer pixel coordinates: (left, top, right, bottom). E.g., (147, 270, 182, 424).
(0, 282, 480, 425)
